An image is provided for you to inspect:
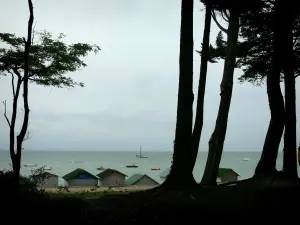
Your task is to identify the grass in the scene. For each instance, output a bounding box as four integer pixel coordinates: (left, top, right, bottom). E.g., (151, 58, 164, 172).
(48, 189, 129, 198)
(44, 185, 152, 198)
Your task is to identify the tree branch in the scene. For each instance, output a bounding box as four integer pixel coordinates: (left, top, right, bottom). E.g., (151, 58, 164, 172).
(221, 13, 229, 23)
(212, 10, 228, 34)
(3, 100, 11, 128)
(24, 130, 31, 142)
(28, 77, 39, 82)
(8, 77, 22, 161)
(223, 10, 230, 21)
(12, 68, 22, 78)
(9, 72, 16, 97)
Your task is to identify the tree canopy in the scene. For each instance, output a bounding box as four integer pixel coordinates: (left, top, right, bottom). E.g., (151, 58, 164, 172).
(0, 30, 100, 88)
(208, 1, 300, 85)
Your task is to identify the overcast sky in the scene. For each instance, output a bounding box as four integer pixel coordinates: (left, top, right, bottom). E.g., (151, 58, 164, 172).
(0, 0, 299, 151)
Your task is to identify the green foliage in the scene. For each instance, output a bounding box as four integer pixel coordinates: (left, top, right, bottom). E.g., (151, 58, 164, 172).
(28, 166, 51, 186)
(209, 1, 300, 85)
(196, 43, 220, 63)
(0, 30, 100, 88)
(0, 167, 50, 194)
(196, 26, 223, 63)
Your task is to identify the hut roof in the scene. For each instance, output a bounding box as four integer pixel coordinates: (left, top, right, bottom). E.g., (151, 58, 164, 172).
(43, 172, 58, 177)
(96, 168, 127, 179)
(126, 174, 159, 185)
(218, 168, 239, 177)
(62, 168, 98, 181)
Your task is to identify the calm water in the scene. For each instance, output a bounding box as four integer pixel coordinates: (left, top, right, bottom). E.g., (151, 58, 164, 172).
(0, 151, 291, 185)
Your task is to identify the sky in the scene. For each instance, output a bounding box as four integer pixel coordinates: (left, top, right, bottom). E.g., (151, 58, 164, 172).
(0, 0, 299, 152)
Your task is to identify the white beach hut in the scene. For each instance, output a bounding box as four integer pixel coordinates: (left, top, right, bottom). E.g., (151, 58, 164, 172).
(38, 172, 59, 188)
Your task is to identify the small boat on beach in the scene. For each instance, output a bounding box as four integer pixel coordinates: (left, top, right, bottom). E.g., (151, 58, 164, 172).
(151, 168, 160, 171)
(126, 164, 138, 168)
(97, 166, 105, 171)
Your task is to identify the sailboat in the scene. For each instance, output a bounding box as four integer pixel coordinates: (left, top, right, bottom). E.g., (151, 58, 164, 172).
(136, 146, 148, 158)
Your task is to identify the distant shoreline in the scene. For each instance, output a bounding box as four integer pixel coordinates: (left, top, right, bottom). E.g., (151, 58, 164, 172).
(0, 150, 260, 152)
(0, 150, 173, 152)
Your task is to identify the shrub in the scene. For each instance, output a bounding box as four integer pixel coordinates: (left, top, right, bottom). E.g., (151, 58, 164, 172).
(0, 167, 50, 197)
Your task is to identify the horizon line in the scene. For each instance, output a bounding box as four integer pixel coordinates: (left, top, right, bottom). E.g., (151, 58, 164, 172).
(0, 149, 263, 152)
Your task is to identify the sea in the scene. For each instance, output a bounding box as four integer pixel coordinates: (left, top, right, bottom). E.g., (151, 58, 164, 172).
(0, 151, 293, 186)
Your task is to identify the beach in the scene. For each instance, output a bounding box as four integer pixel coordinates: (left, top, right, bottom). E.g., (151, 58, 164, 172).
(43, 185, 158, 193)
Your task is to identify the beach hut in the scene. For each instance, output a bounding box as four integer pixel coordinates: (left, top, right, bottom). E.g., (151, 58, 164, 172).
(97, 168, 127, 187)
(126, 174, 159, 186)
(38, 172, 59, 188)
(159, 168, 170, 179)
(217, 168, 239, 184)
(62, 168, 99, 187)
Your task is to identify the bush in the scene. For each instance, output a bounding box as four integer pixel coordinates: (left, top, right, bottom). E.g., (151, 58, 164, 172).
(0, 167, 50, 197)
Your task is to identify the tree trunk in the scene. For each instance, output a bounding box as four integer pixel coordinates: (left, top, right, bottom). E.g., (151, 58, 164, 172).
(10, 78, 22, 187)
(282, 1, 297, 179)
(12, 0, 34, 190)
(163, 0, 196, 187)
(190, 4, 212, 173)
(254, 0, 285, 177)
(201, 10, 240, 185)
(298, 146, 300, 166)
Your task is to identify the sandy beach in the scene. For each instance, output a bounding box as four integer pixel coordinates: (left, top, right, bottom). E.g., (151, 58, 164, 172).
(43, 185, 158, 193)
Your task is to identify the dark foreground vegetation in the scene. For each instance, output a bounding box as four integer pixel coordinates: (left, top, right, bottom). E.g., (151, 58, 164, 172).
(4, 186, 300, 224)
(1, 174, 300, 225)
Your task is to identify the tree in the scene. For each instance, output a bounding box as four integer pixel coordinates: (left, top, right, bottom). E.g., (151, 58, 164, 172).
(210, 2, 300, 84)
(2, 0, 34, 187)
(0, 1, 100, 185)
(201, 7, 240, 185)
(209, 0, 299, 178)
(162, 0, 196, 187)
(200, 0, 263, 185)
(280, 0, 298, 179)
(254, 0, 285, 177)
(190, 1, 213, 174)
